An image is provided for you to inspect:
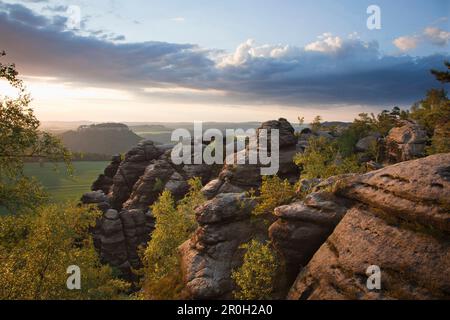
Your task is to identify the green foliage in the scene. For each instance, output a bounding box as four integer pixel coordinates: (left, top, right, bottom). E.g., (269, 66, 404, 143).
(409, 62, 450, 154)
(232, 239, 278, 300)
(426, 122, 450, 154)
(295, 136, 363, 179)
(430, 61, 450, 84)
(323, 108, 405, 161)
(141, 177, 204, 299)
(253, 176, 296, 216)
(310, 115, 322, 133)
(0, 51, 71, 213)
(60, 124, 142, 156)
(410, 89, 450, 136)
(0, 203, 129, 299)
(152, 178, 164, 192)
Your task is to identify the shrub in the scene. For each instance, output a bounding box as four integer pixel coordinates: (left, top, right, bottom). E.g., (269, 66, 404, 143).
(232, 239, 278, 300)
(0, 203, 129, 300)
(410, 89, 450, 136)
(295, 136, 363, 179)
(252, 176, 296, 216)
(310, 115, 322, 133)
(141, 177, 204, 299)
(427, 122, 450, 154)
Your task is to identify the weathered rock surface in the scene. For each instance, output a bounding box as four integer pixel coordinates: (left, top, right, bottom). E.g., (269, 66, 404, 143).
(91, 155, 121, 194)
(109, 140, 163, 210)
(288, 153, 450, 299)
(179, 193, 266, 299)
(355, 133, 381, 152)
(83, 136, 223, 273)
(385, 120, 428, 162)
(269, 191, 351, 284)
(201, 118, 300, 199)
(258, 118, 297, 148)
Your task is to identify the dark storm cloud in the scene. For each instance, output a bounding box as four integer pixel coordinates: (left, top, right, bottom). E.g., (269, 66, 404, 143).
(0, 2, 447, 108)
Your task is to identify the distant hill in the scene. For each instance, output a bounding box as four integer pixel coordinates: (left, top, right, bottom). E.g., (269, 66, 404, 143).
(59, 123, 143, 155)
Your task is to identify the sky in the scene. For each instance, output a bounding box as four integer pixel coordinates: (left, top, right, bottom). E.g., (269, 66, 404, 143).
(0, 0, 449, 122)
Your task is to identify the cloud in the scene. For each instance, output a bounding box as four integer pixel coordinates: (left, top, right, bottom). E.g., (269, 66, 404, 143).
(393, 27, 450, 51)
(423, 27, 450, 46)
(305, 33, 343, 53)
(170, 17, 185, 22)
(0, 3, 447, 110)
(393, 36, 420, 51)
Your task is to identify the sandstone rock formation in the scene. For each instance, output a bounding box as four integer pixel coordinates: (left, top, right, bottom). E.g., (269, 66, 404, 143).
(91, 155, 121, 194)
(355, 133, 381, 152)
(201, 118, 300, 199)
(179, 193, 267, 299)
(269, 191, 351, 284)
(110, 140, 164, 210)
(287, 153, 450, 299)
(80, 119, 449, 300)
(385, 120, 428, 163)
(82, 139, 218, 273)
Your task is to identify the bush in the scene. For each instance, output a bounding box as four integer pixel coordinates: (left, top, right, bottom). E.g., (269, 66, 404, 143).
(0, 203, 129, 300)
(294, 136, 363, 179)
(410, 89, 450, 136)
(427, 122, 450, 154)
(252, 176, 296, 216)
(141, 177, 204, 299)
(232, 239, 278, 300)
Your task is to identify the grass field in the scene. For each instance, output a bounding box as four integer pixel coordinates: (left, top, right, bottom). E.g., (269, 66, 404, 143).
(23, 161, 109, 203)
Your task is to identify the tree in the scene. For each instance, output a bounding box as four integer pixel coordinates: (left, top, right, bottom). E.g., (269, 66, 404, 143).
(141, 177, 204, 299)
(410, 61, 450, 154)
(252, 176, 296, 216)
(410, 89, 450, 136)
(430, 61, 450, 84)
(295, 136, 363, 179)
(0, 51, 71, 213)
(0, 203, 129, 299)
(310, 115, 322, 133)
(232, 239, 278, 300)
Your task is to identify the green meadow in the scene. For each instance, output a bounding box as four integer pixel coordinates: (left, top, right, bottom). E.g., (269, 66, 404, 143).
(23, 161, 109, 203)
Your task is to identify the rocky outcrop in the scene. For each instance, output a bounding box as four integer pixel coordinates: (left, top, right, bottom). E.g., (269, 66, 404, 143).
(179, 193, 267, 299)
(201, 118, 300, 199)
(385, 120, 427, 163)
(355, 133, 381, 152)
(287, 153, 450, 299)
(269, 191, 351, 285)
(110, 140, 163, 210)
(83, 138, 220, 272)
(91, 155, 121, 194)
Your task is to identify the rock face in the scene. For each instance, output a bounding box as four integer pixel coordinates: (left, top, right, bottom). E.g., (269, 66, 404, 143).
(385, 120, 428, 163)
(201, 118, 300, 199)
(179, 193, 266, 299)
(110, 140, 164, 210)
(82, 139, 218, 273)
(269, 191, 351, 285)
(355, 133, 381, 152)
(288, 153, 450, 299)
(91, 155, 121, 194)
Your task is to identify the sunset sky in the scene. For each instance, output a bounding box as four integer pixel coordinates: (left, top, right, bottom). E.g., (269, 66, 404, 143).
(0, 0, 449, 122)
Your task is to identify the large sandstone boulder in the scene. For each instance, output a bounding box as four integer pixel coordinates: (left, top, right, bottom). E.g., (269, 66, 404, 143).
(258, 118, 297, 148)
(385, 120, 428, 162)
(179, 193, 266, 299)
(110, 140, 163, 209)
(288, 153, 450, 299)
(355, 133, 381, 152)
(201, 118, 300, 199)
(269, 191, 351, 285)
